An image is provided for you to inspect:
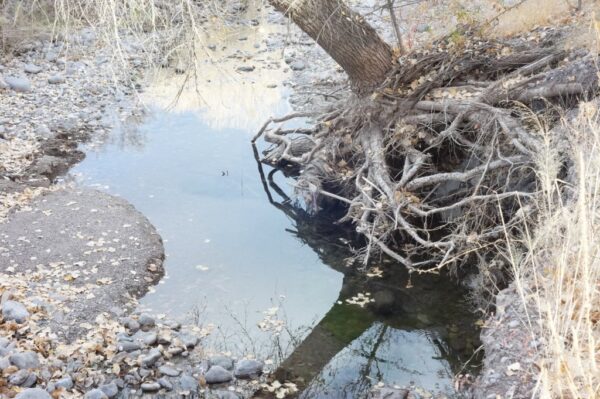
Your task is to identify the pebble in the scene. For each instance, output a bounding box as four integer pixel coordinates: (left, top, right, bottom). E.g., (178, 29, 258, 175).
(234, 359, 263, 378)
(158, 365, 181, 377)
(133, 330, 157, 346)
(5, 76, 32, 92)
(209, 355, 234, 371)
(122, 317, 140, 332)
(214, 391, 241, 399)
(9, 352, 39, 370)
(9, 369, 32, 386)
(117, 341, 141, 352)
(138, 313, 155, 329)
(2, 300, 30, 323)
(48, 74, 66, 84)
(141, 382, 161, 392)
(141, 348, 162, 367)
(204, 365, 233, 384)
(179, 374, 199, 392)
(24, 64, 42, 74)
(55, 376, 74, 390)
(289, 60, 306, 71)
(99, 382, 119, 398)
(158, 377, 173, 390)
(84, 388, 109, 399)
(0, 356, 11, 370)
(0, 76, 9, 89)
(15, 388, 52, 399)
(178, 332, 199, 348)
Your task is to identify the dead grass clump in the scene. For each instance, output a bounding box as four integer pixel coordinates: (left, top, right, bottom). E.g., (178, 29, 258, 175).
(509, 102, 600, 398)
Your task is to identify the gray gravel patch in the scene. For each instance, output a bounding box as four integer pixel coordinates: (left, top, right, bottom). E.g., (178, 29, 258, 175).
(0, 187, 164, 341)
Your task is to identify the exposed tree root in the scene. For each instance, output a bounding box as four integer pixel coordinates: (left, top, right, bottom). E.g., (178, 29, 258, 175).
(253, 27, 598, 273)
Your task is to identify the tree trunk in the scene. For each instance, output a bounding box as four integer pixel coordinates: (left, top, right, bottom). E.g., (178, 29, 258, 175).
(269, 0, 394, 94)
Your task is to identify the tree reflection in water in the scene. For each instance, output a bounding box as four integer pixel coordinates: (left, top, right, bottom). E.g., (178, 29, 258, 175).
(253, 144, 482, 398)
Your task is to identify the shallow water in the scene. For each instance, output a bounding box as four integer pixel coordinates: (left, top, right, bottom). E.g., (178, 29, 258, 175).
(71, 9, 480, 397)
(72, 106, 480, 396)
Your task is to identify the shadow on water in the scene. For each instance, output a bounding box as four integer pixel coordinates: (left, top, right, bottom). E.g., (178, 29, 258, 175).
(252, 146, 482, 398)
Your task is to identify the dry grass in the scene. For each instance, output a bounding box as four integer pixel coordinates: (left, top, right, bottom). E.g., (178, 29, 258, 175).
(507, 103, 600, 398)
(488, 0, 572, 37)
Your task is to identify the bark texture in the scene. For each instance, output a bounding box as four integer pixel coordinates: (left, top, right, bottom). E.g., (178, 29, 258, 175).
(269, 0, 393, 93)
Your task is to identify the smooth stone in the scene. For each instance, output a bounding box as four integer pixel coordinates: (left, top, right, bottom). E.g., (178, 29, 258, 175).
(204, 365, 233, 384)
(84, 388, 109, 399)
(209, 355, 234, 371)
(0, 337, 9, 348)
(24, 64, 42, 74)
(122, 317, 140, 332)
(117, 341, 141, 352)
(133, 330, 157, 346)
(5, 76, 31, 92)
(179, 374, 198, 392)
(0, 356, 10, 370)
(178, 332, 198, 348)
(55, 376, 74, 390)
(22, 372, 37, 387)
(141, 348, 161, 367)
(158, 365, 180, 377)
(234, 359, 263, 378)
(9, 369, 31, 386)
(139, 367, 151, 378)
(158, 377, 173, 390)
(138, 313, 155, 328)
(15, 388, 52, 399)
(289, 60, 306, 71)
(99, 382, 118, 398)
(9, 352, 39, 370)
(141, 382, 161, 392)
(2, 300, 30, 323)
(0, 76, 9, 89)
(48, 75, 65, 84)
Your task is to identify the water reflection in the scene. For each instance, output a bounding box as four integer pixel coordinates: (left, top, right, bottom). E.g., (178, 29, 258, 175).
(142, 4, 291, 130)
(255, 165, 481, 397)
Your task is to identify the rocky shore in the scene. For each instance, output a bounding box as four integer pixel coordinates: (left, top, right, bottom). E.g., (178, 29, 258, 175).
(0, 22, 270, 399)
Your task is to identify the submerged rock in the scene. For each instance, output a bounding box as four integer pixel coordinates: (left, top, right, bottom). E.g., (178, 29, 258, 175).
(234, 359, 263, 378)
(209, 355, 234, 371)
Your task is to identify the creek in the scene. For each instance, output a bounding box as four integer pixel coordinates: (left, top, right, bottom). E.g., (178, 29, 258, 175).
(71, 11, 481, 397)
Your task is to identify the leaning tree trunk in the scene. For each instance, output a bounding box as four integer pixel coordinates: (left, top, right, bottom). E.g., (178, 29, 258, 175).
(269, 0, 394, 94)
